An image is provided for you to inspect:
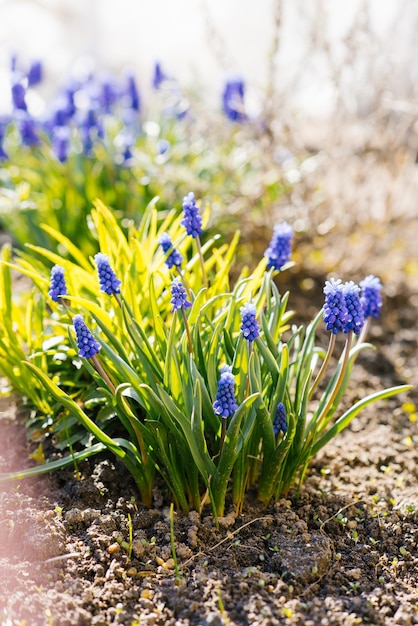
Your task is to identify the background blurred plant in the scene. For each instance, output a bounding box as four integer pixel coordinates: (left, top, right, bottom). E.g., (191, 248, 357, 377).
(0, 58, 296, 258)
(0, 196, 409, 517)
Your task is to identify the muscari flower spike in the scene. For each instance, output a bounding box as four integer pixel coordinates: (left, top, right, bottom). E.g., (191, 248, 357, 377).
(360, 275, 382, 319)
(73, 315, 101, 359)
(94, 253, 122, 295)
(158, 233, 183, 269)
(323, 277, 348, 334)
(170, 277, 192, 312)
(265, 222, 293, 270)
(343, 281, 364, 335)
(213, 365, 239, 419)
(181, 192, 203, 239)
(240, 302, 260, 342)
(273, 402, 288, 435)
(222, 76, 246, 122)
(48, 264, 68, 302)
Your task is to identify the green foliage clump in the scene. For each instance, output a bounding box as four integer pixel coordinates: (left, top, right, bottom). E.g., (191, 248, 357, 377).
(0, 198, 409, 518)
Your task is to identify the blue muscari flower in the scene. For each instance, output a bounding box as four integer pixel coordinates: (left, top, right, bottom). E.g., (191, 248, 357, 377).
(48, 265, 68, 302)
(158, 233, 183, 269)
(73, 315, 101, 359)
(99, 77, 118, 113)
(11, 75, 27, 111)
(264, 222, 293, 270)
(170, 277, 191, 312)
(240, 302, 260, 342)
(360, 275, 382, 319)
(273, 402, 288, 435)
(343, 281, 364, 334)
(0, 128, 7, 161)
(18, 113, 39, 146)
(213, 365, 239, 419)
(153, 62, 169, 90)
(222, 76, 246, 122)
(181, 192, 203, 238)
(27, 60, 43, 87)
(323, 278, 348, 334)
(126, 72, 141, 112)
(52, 126, 70, 163)
(94, 253, 122, 295)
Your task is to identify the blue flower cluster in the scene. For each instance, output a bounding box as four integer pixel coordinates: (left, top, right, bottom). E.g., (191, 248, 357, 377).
(273, 402, 288, 435)
(213, 366, 239, 419)
(240, 302, 260, 342)
(181, 192, 203, 239)
(73, 315, 101, 359)
(94, 253, 122, 296)
(48, 264, 68, 302)
(170, 278, 192, 313)
(264, 222, 293, 270)
(222, 77, 246, 122)
(158, 233, 183, 269)
(360, 275, 382, 319)
(323, 275, 382, 335)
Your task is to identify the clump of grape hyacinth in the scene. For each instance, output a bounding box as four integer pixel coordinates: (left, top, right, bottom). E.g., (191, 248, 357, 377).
(360, 275, 382, 319)
(170, 278, 191, 312)
(73, 315, 101, 359)
(273, 402, 288, 435)
(181, 192, 203, 238)
(264, 222, 293, 270)
(94, 253, 121, 295)
(343, 281, 364, 334)
(48, 265, 67, 302)
(240, 302, 260, 342)
(213, 366, 239, 419)
(158, 233, 183, 269)
(323, 278, 348, 334)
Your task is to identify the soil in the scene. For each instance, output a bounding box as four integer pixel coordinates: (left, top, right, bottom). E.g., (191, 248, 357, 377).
(0, 138, 418, 625)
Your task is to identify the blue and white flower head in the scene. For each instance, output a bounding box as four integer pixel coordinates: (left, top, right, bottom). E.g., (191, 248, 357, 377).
(170, 277, 192, 312)
(240, 302, 260, 342)
(158, 233, 183, 269)
(343, 281, 364, 335)
(181, 192, 203, 239)
(360, 275, 382, 319)
(73, 315, 101, 359)
(264, 222, 293, 270)
(323, 278, 348, 334)
(213, 365, 238, 419)
(48, 265, 68, 302)
(94, 253, 121, 295)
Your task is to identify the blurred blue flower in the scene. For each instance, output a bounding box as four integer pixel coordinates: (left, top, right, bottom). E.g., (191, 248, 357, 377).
(126, 72, 141, 112)
(52, 126, 71, 163)
(11, 75, 27, 111)
(94, 253, 122, 295)
(323, 278, 348, 334)
(213, 365, 238, 419)
(18, 113, 40, 146)
(181, 192, 203, 238)
(360, 275, 382, 319)
(48, 265, 68, 302)
(158, 233, 183, 269)
(73, 315, 101, 359)
(152, 62, 169, 90)
(222, 77, 246, 122)
(343, 281, 364, 334)
(264, 222, 293, 270)
(170, 277, 191, 312)
(27, 60, 43, 87)
(273, 402, 288, 435)
(240, 302, 260, 342)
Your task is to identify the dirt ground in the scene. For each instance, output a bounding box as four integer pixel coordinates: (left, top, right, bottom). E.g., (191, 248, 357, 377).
(0, 136, 417, 625)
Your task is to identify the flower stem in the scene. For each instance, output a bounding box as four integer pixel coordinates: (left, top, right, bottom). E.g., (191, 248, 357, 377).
(219, 418, 227, 453)
(315, 331, 353, 431)
(309, 333, 336, 399)
(357, 317, 371, 345)
(91, 354, 116, 393)
(181, 308, 193, 354)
